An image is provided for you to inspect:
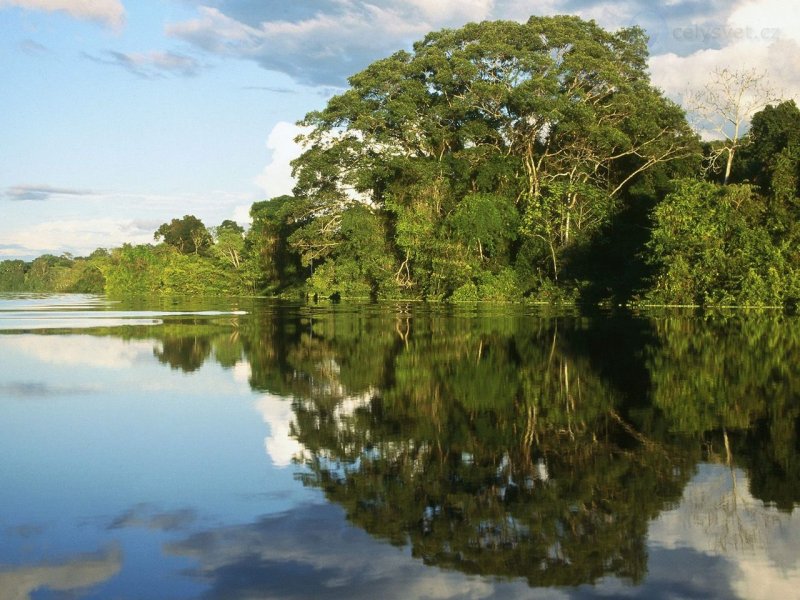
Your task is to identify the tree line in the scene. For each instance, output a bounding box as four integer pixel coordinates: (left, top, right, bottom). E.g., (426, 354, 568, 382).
(2, 16, 799, 306)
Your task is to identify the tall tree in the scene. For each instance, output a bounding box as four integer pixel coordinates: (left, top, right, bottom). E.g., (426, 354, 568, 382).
(211, 220, 246, 270)
(292, 16, 698, 295)
(154, 215, 212, 256)
(689, 68, 777, 185)
(742, 100, 800, 197)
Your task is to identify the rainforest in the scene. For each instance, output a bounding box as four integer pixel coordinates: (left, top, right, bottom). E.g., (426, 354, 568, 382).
(3, 16, 799, 307)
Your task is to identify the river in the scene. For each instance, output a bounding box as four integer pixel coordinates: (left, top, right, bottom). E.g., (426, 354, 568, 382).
(0, 294, 798, 599)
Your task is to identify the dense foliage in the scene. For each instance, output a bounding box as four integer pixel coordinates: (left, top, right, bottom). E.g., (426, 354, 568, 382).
(2, 16, 798, 306)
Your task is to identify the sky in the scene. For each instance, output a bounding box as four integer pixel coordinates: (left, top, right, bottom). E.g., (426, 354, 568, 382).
(1, 0, 799, 260)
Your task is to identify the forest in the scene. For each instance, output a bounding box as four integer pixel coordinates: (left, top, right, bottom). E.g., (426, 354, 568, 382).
(3, 16, 799, 307)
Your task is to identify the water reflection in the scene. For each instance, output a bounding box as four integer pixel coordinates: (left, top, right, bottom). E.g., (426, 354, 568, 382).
(233, 308, 798, 590)
(0, 545, 121, 600)
(0, 299, 798, 597)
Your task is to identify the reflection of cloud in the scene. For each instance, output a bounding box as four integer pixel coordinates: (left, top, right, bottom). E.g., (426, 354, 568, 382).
(2, 335, 155, 369)
(0, 381, 100, 398)
(108, 504, 197, 532)
(254, 394, 304, 468)
(162, 472, 800, 599)
(165, 502, 543, 600)
(232, 361, 251, 384)
(0, 544, 122, 600)
(649, 464, 800, 600)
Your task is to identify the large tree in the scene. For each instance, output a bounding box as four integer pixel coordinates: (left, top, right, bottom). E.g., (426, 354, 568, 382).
(690, 68, 777, 185)
(291, 16, 698, 297)
(154, 215, 212, 256)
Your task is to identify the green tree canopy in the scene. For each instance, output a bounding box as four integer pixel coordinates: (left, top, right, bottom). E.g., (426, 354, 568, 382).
(154, 215, 212, 256)
(291, 16, 698, 297)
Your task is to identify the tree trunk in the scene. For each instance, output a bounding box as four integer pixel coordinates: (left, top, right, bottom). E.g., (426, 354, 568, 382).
(724, 148, 735, 185)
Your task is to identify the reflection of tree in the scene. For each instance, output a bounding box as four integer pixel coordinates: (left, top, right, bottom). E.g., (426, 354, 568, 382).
(286, 318, 697, 586)
(16, 303, 800, 589)
(686, 464, 786, 554)
(648, 314, 800, 510)
(154, 334, 212, 373)
(234, 308, 800, 583)
(242, 307, 399, 402)
(145, 318, 247, 373)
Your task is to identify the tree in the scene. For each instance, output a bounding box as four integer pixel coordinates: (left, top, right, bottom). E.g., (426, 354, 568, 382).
(154, 215, 212, 255)
(643, 179, 798, 306)
(246, 196, 305, 292)
(742, 100, 800, 196)
(689, 68, 777, 185)
(0, 260, 27, 291)
(211, 220, 246, 270)
(292, 16, 698, 295)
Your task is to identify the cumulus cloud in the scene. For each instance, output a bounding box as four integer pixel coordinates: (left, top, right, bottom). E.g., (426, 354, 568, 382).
(165, 1, 756, 87)
(1, 187, 256, 259)
(231, 204, 253, 226)
(649, 0, 800, 106)
(253, 121, 311, 199)
(0, 0, 126, 29)
(84, 50, 204, 78)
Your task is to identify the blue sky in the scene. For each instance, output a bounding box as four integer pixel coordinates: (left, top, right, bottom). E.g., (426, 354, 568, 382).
(1, 0, 798, 259)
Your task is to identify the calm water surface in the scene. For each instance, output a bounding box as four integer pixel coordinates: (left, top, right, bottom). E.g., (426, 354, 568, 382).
(0, 294, 798, 599)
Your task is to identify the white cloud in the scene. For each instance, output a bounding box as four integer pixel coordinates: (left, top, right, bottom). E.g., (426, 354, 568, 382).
(254, 121, 311, 199)
(231, 204, 252, 227)
(0, 0, 125, 29)
(649, 0, 800, 106)
(166, 2, 506, 86)
(0, 188, 258, 259)
(403, 0, 494, 22)
(729, 0, 800, 44)
(3, 217, 154, 257)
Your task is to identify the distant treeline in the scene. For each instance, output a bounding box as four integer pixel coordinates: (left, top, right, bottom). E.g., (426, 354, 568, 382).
(3, 16, 799, 306)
